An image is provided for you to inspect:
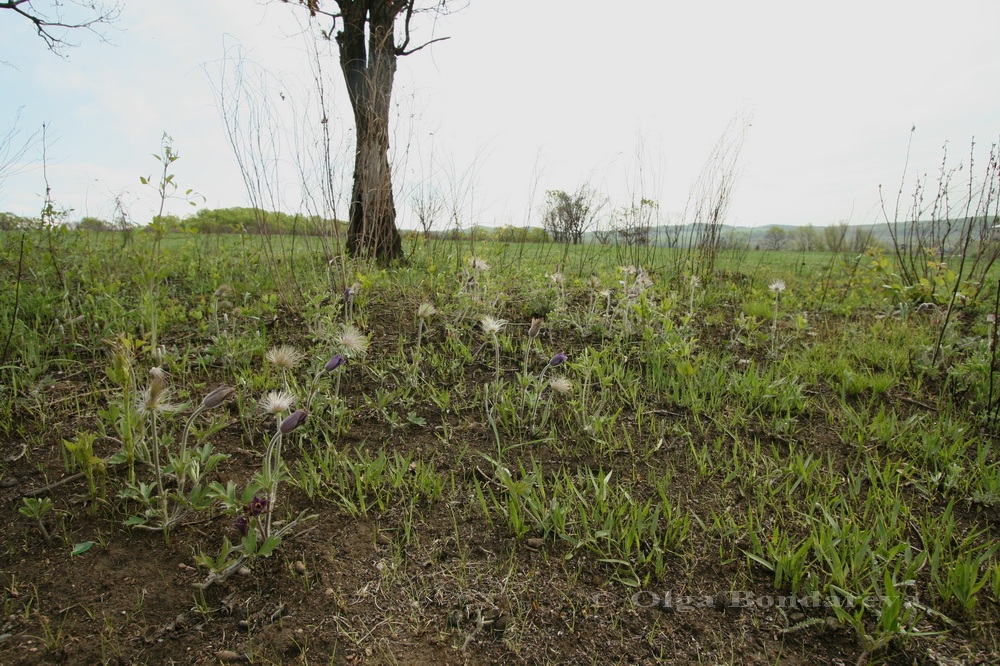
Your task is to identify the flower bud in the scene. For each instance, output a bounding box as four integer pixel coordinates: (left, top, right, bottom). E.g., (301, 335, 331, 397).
(549, 352, 568, 367)
(324, 354, 346, 372)
(528, 318, 543, 338)
(279, 409, 309, 434)
(201, 386, 236, 410)
(234, 515, 249, 535)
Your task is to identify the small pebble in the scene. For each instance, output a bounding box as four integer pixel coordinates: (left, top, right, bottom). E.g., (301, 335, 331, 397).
(824, 616, 842, 631)
(525, 538, 544, 550)
(294, 561, 306, 575)
(216, 650, 244, 662)
(237, 567, 251, 576)
(789, 612, 806, 623)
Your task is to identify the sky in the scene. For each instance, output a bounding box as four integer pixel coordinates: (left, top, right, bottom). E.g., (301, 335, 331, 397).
(1, 0, 998, 230)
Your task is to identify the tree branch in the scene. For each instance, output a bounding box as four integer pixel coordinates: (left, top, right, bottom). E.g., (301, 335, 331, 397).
(0, 0, 121, 54)
(396, 35, 449, 56)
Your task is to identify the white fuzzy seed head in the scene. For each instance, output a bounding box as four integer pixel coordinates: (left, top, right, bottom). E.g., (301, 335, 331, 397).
(480, 316, 508, 336)
(259, 390, 296, 415)
(266, 345, 302, 370)
(467, 256, 491, 271)
(549, 377, 572, 394)
(337, 325, 370, 358)
(769, 279, 787, 294)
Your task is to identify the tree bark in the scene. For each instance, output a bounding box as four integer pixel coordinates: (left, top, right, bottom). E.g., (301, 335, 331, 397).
(337, 0, 403, 262)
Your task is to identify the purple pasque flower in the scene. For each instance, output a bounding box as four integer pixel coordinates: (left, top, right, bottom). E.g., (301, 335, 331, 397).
(249, 495, 270, 516)
(324, 353, 346, 372)
(549, 351, 568, 367)
(234, 515, 249, 536)
(279, 409, 309, 434)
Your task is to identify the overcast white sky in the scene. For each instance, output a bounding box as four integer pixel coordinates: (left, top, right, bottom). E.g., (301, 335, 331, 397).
(1, 0, 998, 229)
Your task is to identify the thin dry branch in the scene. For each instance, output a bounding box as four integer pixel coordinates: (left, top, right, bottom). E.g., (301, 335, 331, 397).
(1, 0, 121, 53)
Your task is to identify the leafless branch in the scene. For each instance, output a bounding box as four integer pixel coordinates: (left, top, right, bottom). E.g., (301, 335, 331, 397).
(1, 0, 121, 54)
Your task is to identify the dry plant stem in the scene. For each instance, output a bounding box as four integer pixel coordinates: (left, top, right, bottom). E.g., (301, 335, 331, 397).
(990, 280, 1000, 428)
(0, 231, 25, 366)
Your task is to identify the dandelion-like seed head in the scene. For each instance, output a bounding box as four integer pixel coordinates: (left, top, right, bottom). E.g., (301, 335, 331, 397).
(589, 274, 601, 289)
(467, 256, 491, 271)
(769, 279, 787, 294)
(549, 377, 572, 394)
(214, 284, 233, 298)
(987, 314, 997, 324)
(690, 274, 701, 289)
(550, 272, 565, 286)
(620, 265, 638, 276)
(417, 302, 437, 319)
(598, 289, 612, 299)
(337, 325, 370, 358)
(266, 345, 302, 370)
(137, 367, 176, 415)
(259, 390, 296, 415)
(480, 315, 508, 336)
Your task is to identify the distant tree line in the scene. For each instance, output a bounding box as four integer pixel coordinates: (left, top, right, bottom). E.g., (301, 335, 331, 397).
(415, 225, 552, 244)
(0, 208, 344, 235)
(756, 223, 883, 253)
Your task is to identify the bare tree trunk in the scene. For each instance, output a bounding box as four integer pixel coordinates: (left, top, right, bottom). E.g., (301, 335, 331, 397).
(338, 1, 403, 262)
(347, 116, 402, 259)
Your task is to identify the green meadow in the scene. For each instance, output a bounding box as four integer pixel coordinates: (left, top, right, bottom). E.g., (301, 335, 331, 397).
(0, 228, 998, 664)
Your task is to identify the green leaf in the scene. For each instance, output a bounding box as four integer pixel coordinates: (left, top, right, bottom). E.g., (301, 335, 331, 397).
(71, 541, 94, 556)
(257, 535, 281, 557)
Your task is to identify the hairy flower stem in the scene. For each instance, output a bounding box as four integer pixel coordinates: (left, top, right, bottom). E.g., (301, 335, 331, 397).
(264, 430, 284, 536)
(771, 293, 780, 355)
(150, 411, 169, 539)
(492, 333, 501, 382)
(305, 369, 325, 410)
